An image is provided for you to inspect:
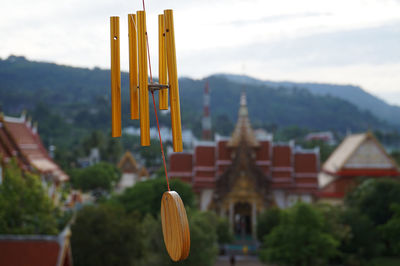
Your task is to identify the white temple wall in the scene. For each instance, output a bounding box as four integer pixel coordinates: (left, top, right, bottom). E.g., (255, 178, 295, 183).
(200, 189, 214, 211)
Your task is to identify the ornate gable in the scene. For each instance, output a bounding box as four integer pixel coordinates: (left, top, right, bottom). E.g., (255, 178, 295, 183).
(344, 138, 396, 169)
(117, 151, 138, 173)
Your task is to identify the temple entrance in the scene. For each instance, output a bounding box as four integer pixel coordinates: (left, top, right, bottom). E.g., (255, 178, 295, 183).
(233, 202, 252, 237)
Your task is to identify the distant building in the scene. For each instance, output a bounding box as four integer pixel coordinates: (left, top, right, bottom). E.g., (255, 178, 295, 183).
(318, 132, 400, 204)
(169, 92, 319, 238)
(305, 131, 336, 145)
(116, 151, 149, 193)
(0, 227, 72, 266)
(0, 112, 68, 203)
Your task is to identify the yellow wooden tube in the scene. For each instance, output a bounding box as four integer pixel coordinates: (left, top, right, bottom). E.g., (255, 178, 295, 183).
(158, 14, 168, 110)
(137, 11, 150, 146)
(164, 9, 182, 152)
(128, 14, 139, 120)
(110, 16, 121, 138)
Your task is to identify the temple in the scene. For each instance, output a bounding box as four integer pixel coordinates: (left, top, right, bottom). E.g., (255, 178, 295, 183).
(116, 151, 149, 193)
(0, 112, 68, 203)
(169, 92, 319, 237)
(318, 132, 400, 204)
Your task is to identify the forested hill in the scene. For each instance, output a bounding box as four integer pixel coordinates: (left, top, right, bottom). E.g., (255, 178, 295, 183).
(0, 55, 394, 139)
(218, 73, 400, 127)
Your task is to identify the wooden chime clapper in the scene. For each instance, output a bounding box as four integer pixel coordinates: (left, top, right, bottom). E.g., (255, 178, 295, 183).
(110, 8, 190, 262)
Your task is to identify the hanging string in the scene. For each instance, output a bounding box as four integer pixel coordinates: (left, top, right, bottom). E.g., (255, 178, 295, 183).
(151, 91, 171, 191)
(142, 0, 171, 191)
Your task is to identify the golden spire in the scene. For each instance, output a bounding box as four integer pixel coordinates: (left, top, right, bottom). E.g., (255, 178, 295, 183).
(228, 91, 259, 147)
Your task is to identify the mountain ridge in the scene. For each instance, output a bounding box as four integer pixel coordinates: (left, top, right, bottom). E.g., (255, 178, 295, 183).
(0, 56, 396, 139)
(216, 73, 400, 127)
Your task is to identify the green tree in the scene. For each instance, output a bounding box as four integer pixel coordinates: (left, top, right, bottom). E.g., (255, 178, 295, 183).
(216, 216, 233, 244)
(0, 161, 59, 234)
(71, 204, 144, 266)
(69, 162, 121, 192)
(139, 211, 218, 266)
(379, 204, 400, 255)
(301, 139, 337, 163)
(82, 130, 106, 155)
(260, 203, 339, 266)
(346, 178, 400, 226)
(339, 208, 383, 263)
(257, 207, 282, 242)
(391, 150, 400, 167)
(103, 137, 123, 164)
(117, 177, 195, 218)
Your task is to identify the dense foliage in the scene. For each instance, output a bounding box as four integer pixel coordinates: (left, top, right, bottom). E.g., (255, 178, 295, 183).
(0, 161, 62, 234)
(345, 178, 400, 226)
(260, 203, 339, 266)
(71, 205, 144, 266)
(68, 162, 121, 192)
(259, 179, 400, 266)
(71, 177, 218, 266)
(256, 207, 281, 241)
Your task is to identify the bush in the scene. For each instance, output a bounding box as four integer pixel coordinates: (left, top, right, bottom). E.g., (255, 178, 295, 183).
(0, 161, 60, 234)
(346, 178, 400, 226)
(69, 162, 121, 192)
(257, 207, 281, 242)
(71, 204, 144, 266)
(260, 203, 339, 266)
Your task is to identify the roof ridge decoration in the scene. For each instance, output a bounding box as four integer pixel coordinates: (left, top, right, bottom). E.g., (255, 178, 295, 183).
(227, 92, 259, 147)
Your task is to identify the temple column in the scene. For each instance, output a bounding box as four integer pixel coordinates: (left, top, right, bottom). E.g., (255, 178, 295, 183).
(229, 201, 234, 233)
(252, 201, 257, 239)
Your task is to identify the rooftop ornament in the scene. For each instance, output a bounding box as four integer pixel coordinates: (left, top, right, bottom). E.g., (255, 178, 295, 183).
(109, 3, 189, 262)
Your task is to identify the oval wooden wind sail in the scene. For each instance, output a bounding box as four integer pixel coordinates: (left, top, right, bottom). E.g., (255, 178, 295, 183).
(161, 191, 190, 261)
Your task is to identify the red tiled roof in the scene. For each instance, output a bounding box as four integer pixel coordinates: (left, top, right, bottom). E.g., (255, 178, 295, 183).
(0, 228, 72, 266)
(169, 153, 193, 172)
(256, 140, 270, 161)
(294, 153, 317, 173)
(0, 116, 68, 182)
(272, 145, 292, 167)
(194, 146, 215, 166)
(217, 140, 230, 160)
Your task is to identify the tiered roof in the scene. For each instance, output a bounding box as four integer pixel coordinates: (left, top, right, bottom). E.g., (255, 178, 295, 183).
(227, 92, 259, 147)
(169, 92, 319, 197)
(0, 113, 68, 183)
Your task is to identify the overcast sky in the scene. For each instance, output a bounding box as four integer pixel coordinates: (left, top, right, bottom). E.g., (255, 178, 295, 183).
(1, 0, 400, 105)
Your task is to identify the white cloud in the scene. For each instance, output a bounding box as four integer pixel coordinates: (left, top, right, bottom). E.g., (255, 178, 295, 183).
(0, 0, 400, 104)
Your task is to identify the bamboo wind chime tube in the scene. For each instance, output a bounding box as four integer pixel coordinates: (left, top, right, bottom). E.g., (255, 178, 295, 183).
(137, 11, 150, 146)
(128, 14, 139, 120)
(110, 16, 121, 137)
(158, 14, 168, 110)
(164, 9, 183, 152)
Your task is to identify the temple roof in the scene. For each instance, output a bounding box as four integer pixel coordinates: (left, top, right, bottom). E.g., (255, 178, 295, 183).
(227, 92, 259, 147)
(0, 113, 68, 182)
(323, 132, 398, 174)
(117, 151, 138, 172)
(0, 227, 72, 266)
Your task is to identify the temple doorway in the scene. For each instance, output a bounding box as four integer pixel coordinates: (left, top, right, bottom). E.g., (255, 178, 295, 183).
(234, 202, 252, 237)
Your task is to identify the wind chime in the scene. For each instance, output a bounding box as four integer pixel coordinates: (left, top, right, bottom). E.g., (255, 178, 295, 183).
(110, 6, 190, 262)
